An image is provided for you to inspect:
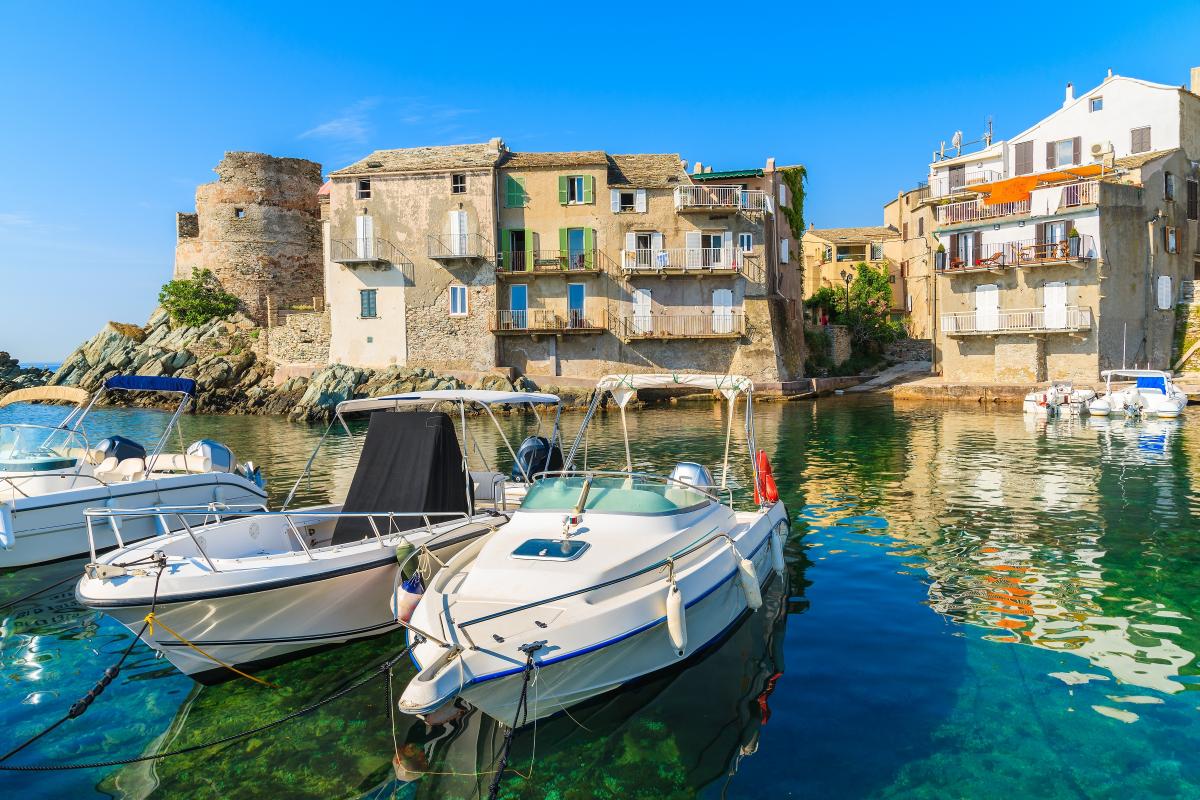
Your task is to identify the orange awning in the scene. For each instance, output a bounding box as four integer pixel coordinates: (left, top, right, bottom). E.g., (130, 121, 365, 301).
(972, 164, 1106, 206)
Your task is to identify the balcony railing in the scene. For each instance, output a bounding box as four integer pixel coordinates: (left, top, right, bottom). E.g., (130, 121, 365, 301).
(1061, 180, 1099, 208)
(620, 246, 746, 273)
(330, 237, 411, 268)
(428, 233, 490, 261)
(928, 169, 1004, 198)
(941, 305, 1093, 336)
(938, 234, 1096, 272)
(493, 308, 605, 333)
(618, 311, 746, 339)
(674, 185, 770, 213)
(936, 198, 1031, 225)
(497, 249, 599, 273)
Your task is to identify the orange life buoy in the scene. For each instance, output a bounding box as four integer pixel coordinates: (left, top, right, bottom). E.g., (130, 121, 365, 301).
(756, 450, 780, 504)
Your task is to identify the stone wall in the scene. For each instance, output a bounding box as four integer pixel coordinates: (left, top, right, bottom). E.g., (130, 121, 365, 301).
(267, 310, 331, 367)
(175, 152, 324, 326)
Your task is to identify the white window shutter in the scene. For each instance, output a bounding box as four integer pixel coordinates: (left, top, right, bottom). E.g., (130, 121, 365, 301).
(780, 238, 790, 264)
(635, 189, 647, 212)
(1157, 275, 1173, 310)
(779, 184, 788, 207)
(651, 232, 663, 251)
(625, 232, 637, 252)
(685, 230, 702, 249)
(611, 189, 621, 213)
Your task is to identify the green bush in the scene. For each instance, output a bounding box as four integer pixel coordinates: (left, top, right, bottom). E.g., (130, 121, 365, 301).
(159, 268, 240, 327)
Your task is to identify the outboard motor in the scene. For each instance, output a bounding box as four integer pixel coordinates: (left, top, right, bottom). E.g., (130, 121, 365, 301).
(511, 435, 563, 482)
(186, 439, 235, 473)
(238, 460, 266, 489)
(669, 462, 714, 490)
(95, 436, 146, 464)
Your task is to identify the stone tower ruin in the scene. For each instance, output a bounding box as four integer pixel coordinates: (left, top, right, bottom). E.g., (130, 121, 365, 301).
(174, 152, 324, 326)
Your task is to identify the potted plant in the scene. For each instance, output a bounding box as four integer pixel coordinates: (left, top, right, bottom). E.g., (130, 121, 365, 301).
(934, 243, 947, 271)
(1067, 227, 1081, 257)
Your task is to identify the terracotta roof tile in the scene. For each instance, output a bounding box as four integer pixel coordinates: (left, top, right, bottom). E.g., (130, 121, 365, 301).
(607, 154, 688, 188)
(1112, 148, 1178, 170)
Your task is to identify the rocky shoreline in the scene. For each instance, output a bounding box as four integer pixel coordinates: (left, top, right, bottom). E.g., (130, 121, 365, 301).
(3, 310, 594, 422)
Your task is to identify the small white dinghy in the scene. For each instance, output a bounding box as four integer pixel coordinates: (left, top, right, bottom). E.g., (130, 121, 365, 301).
(1087, 370, 1188, 418)
(75, 390, 564, 681)
(1022, 382, 1095, 417)
(0, 376, 266, 568)
(398, 374, 790, 724)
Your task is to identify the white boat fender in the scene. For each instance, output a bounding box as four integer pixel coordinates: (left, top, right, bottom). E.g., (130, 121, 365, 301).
(0, 504, 13, 550)
(666, 581, 687, 657)
(738, 557, 763, 610)
(770, 525, 786, 575)
(393, 572, 425, 624)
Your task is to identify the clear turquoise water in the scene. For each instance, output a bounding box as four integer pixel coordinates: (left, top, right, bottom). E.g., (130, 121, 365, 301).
(1, 397, 1199, 798)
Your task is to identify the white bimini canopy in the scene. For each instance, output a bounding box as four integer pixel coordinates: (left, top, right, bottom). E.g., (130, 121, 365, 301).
(595, 373, 753, 408)
(1100, 369, 1171, 380)
(335, 389, 561, 416)
(0, 386, 91, 410)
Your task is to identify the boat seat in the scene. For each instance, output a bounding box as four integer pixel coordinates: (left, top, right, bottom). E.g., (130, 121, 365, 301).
(66, 447, 105, 465)
(94, 457, 146, 484)
(149, 453, 212, 474)
(471, 471, 506, 503)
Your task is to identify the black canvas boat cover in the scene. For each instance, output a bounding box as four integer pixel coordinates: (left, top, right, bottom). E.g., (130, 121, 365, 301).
(331, 411, 470, 545)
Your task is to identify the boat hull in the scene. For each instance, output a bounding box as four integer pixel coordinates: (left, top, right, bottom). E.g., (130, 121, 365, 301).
(0, 472, 266, 568)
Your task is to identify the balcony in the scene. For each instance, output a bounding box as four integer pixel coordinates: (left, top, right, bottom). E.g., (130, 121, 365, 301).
(427, 233, 491, 262)
(1060, 180, 1099, 208)
(496, 249, 602, 276)
(617, 311, 746, 340)
(674, 185, 770, 214)
(330, 237, 412, 270)
(492, 308, 606, 335)
(619, 246, 749, 275)
(938, 234, 1096, 273)
(935, 179, 1101, 226)
(928, 170, 1004, 199)
(935, 198, 1031, 226)
(941, 306, 1093, 336)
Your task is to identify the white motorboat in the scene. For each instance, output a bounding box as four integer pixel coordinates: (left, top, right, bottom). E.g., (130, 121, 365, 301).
(0, 376, 266, 568)
(1022, 381, 1095, 417)
(1087, 370, 1188, 418)
(75, 390, 563, 682)
(398, 374, 790, 725)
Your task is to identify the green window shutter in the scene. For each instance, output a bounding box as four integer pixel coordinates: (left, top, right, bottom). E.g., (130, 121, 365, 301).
(505, 176, 526, 208)
(559, 228, 569, 269)
(558, 176, 568, 205)
(499, 228, 511, 269)
(583, 228, 595, 269)
(524, 228, 535, 268)
(517, 176, 526, 206)
(583, 175, 595, 204)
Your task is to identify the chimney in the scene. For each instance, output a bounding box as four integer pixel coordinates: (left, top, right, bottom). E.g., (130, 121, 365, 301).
(765, 157, 776, 172)
(1063, 82, 1074, 107)
(705, 165, 712, 174)
(1191, 67, 1200, 96)
(692, 162, 703, 174)
(487, 136, 505, 155)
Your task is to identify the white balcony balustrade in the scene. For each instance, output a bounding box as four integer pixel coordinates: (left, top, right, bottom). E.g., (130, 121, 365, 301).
(941, 306, 1092, 335)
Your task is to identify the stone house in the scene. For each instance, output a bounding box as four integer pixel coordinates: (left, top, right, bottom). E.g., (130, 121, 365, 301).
(928, 70, 1200, 383)
(802, 225, 901, 306)
(175, 152, 324, 326)
(882, 187, 938, 339)
(322, 140, 807, 385)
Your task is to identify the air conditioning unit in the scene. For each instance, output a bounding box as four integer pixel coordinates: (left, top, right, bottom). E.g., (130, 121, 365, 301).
(1091, 141, 1113, 159)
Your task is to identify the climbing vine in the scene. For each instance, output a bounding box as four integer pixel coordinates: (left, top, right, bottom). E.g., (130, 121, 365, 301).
(779, 166, 807, 240)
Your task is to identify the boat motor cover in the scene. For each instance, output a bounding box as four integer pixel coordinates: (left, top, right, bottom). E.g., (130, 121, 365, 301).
(95, 436, 146, 463)
(511, 435, 564, 482)
(330, 411, 470, 545)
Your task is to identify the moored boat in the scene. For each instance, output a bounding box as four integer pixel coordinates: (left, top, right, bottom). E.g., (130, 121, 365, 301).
(1022, 381, 1095, 417)
(398, 374, 789, 724)
(1087, 369, 1188, 418)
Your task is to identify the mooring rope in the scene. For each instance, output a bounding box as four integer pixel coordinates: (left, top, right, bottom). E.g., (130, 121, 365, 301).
(0, 642, 417, 772)
(486, 643, 542, 800)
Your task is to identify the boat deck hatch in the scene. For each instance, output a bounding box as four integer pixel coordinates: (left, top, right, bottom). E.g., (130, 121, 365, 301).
(511, 538, 590, 561)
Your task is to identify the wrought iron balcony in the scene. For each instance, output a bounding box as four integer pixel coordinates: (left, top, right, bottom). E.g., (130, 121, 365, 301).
(938, 234, 1096, 273)
(941, 305, 1092, 336)
(492, 308, 606, 334)
(617, 311, 746, 340)
(619, 246, 746, 274)
(330, 237, 411, 269)
(427, 233, 491, 261)
(496, 249, 601, 275)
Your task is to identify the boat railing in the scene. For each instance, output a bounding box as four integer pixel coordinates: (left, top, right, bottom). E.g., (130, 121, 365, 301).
(449, 525, 766, 652)
(82, 506, 473, 572)
(529, 469, 737, 507)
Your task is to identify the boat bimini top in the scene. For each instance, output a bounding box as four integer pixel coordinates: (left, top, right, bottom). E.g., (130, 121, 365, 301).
(282, 389, 565, 514)
(1099, 369, 1173, 393)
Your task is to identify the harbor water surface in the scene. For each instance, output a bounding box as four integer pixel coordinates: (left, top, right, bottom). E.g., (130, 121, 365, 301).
(1, 396, 1199, 798)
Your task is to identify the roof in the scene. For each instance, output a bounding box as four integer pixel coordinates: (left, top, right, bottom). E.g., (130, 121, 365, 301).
(805, 226, 899, 244)
(336, 390, 562, 415)
(330, 142, 503, 176)
(1113, 148, 1178, 170)
(690, 168, 764, 181)
(317, 180, 331, 196)
(606, 154, 687, 188)
(503, 151, 608, 169)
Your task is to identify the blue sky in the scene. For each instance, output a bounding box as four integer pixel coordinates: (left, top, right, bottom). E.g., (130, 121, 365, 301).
(2, 1, 1198, 361)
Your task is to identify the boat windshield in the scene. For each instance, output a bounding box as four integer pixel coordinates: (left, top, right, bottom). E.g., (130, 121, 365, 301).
(0, 424, 82, 472)
(521, 475, 711, 515)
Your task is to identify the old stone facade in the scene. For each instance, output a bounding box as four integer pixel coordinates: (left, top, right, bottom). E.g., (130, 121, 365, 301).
(176, 152, 324, 326)
(267, 309, 331, 367)
(323, 140, 807, 386)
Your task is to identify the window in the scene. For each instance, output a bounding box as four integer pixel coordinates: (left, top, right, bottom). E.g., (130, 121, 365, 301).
(779, 184, 789, 208)
(356, 178, 371, 199)
(234, 207, 245, 219)
(822, 245, 832, 263)
(451, 174, 466, 194)
(359, 289, 378, 319)
(738, 232, 753, 253)
(449, 284, 468, 316)
(870, 243, 884, 260)
(1157, 275, 1174, 310)
(902, 222, 909, 240)
(1165, 172, 1176, 201)
(780, 238, 790, 264)
(560, 175, 594, 205)
(1131, 126, 1152, 154)
(918, 217, 925, 237)
(1048, 137, 1079, 169)
(1187, 179, 1199, 221)
(1014, 141, 1034, 175)
(1090, 97, 1103, 112)
(1164, 226, 1179, 254)
(619, 191, 635, 211)
(504, 175, 527, 208)
(567, 283, 586, 327)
